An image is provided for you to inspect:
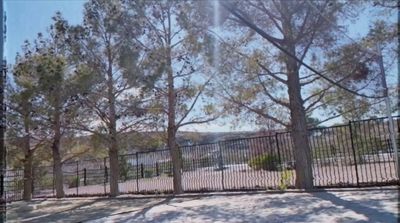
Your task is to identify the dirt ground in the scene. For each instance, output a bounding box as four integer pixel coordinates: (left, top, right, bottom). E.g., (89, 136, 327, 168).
(7, 186, 399, 223)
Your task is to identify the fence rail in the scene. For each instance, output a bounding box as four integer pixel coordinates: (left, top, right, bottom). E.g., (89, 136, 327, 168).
(5, 116, 400, 201)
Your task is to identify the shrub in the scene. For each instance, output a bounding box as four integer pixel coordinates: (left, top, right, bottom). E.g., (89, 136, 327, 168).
(38, 175, 54, 189)
(278, 169, 293, 190)
(158, 160, 172, 175)
(119, 156, 131, 182)
(67, 176, 80, 188)
(144, 169, 154, 178)
(248, 154, 279, 171)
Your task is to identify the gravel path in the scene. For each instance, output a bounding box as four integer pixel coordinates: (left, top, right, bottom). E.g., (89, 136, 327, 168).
(8, 186, 399, 223)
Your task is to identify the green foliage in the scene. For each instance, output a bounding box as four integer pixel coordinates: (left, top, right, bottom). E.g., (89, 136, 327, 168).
(119, 156, 131, 182)
(278, 170, 293, 191)
(9, 178, 24, 191)
(144, 169, 154, 178)
(38, 175, 54, 189)
(248, 154, 280, 171)
(158, 160, 173, 175)
(66, 176, 80, 188)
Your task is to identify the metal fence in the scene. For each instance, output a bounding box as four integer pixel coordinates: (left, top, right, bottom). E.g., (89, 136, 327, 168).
(5, 116, 400, 201)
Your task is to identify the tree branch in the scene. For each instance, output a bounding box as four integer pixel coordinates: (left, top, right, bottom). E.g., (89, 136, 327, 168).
(176, 77, 213, 127)
(257, 74, 290, 108)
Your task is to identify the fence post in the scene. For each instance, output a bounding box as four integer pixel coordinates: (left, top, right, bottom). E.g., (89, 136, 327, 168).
(141, 163, 144, 178)
(0, 174, 3, 201)
(275, 133, 282, 165)
(76, 161, 79, 195)
(52, 167, 55, 197)
(31, 169, 35, 197)
(136, 153, 139, 192)
(156, 162, 159, 177)
(218, 142, 224, 190)
(83, 168, 87, 186)
(349, 121, 360, 187)
(103, 157, 107, 195)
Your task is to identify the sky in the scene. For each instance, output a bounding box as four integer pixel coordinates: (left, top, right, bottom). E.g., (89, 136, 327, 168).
(4, 0, 398, 132)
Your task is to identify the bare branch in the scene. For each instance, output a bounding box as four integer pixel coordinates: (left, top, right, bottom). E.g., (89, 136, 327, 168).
(178, 116, 219, 128)
(300, 76, 321, 86)
(256, 61, 287, 84)
(257, 74, 290, 108)
(176, 77, 213, 127)
(221, 86, 289, 127)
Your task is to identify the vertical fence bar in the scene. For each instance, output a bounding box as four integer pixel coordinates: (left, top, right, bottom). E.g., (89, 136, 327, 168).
(349, 121, 360, 186)
(275, 133, 282, 165)
(30, 169, 34, 198)
(0, 174, 3, 202)
(136, 153, 139, 192)
(156, 162, 159, 177)
(83, 168, 87, 186)
(51, 168, 54, 197)
(218, 141, 224, 190)
(140, 163, 144, 179)
(103, 157, 107, 195)
(76, 161, 79, 195)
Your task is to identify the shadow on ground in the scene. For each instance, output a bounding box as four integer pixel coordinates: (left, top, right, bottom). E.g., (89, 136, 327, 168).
(7, 188, 399, 223)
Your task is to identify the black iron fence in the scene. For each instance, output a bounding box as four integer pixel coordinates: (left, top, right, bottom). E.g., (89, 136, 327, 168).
(5, 116, 400, 201)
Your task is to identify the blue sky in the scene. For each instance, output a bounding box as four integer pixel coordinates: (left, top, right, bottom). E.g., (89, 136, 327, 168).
(5, 0, 86, 63)
(4, 1, 398, 132)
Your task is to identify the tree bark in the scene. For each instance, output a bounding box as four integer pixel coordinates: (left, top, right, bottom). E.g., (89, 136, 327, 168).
(107, 50, 119, 197)
(22, 138, 33, 201)
(284, 43, 314, 190)
(281, 2, 313, 189)
(108, 140, 119, 197)
(52, 110, 65, 198)
(22, 112, 33, 201)
(287, 65, 314, 189)
(166, 45, 183, 194)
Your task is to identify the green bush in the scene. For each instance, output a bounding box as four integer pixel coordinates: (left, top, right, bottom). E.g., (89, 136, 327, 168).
(278, 170, 293, 190)
(67, 176, 80, 188)
(248, 154, 279, 171)
(158, 161, 173, 175)
(144, 169, 154, 178)
(38, 175, 54, 189)
(119, 156, 132, 182)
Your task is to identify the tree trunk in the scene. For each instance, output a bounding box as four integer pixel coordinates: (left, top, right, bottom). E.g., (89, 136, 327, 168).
(52, 119, 65, 198)
(166, 45, 183, 194)
(22, 141, 33, 201)
(279, 1, 314, 189)
(51, 88, 65, 198)
(22, 113, 33, 201)
(108, 140, 119, 197)
(285, 43, 314, 189)
(106, 50, 119, 197)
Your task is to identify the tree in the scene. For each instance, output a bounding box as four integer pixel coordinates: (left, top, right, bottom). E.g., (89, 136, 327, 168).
(6, 68, 48, 200)
(125, 0, 220, 193)
(321, 19, 398, 121)
(216, 0, 366, 189)
(11, 14, 87, 198)
(66, 0, 156, 197)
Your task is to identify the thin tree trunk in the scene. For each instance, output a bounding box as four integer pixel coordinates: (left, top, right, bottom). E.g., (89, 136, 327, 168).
(166, 45, 183, 194)
(106, 50, 119, 197)
(52, 114, 65, 198)
(50, 88, 65, 198)
(22, 113, 33, 201)
(108, 140, 119, 197)
(22, 140, 33, 201)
